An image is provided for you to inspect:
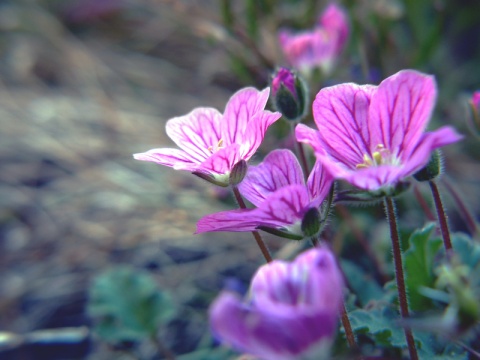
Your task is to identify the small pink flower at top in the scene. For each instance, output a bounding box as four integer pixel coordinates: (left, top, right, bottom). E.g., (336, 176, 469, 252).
(196, 149, 334, 239)
(296, 69, 463, 192)
(318, 3, 349, 55)
(472, 91, 480, 109)
(278, 3, 349, 75)
(134, 88, 281, 186)
(210, 247, 344, 360)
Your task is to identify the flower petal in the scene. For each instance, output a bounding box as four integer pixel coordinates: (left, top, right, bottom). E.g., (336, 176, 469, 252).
(222, 87, 271, 145)
(196, 209, 260, 233)
(240, 110, 282, 160)
(307, 160, 335, 206)
(199, 144, 242, 177)
(165, 108, 223, 162)
(312, 83, 376, 168)
(369, 70, 436, 156)
(399, 126, 463, 178)
(210, 292, 336, 360)
(239, 149, 304, 206)
(196, 185, 310, 234)
(133, 148, 199, 171)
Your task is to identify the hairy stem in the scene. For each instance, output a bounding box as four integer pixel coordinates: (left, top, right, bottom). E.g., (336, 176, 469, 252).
(413, 184, 436, 221)
(291, 122, 310, 178)
(232, 185, 273, 263)
(442, 177, 478, 237)
(341, 302, 359, 352)
(337, 205, 388, 285)
(384, 197, 418, 360)
(429, 181, 453, 252)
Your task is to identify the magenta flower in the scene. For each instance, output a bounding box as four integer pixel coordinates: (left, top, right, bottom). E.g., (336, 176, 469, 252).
(210, 247, 344, 360)
(134, 87, 281, 186)
(472, 91, 480, 109)
(278, 3, 349, 75)
(317, 3, 349, 55)
(296, 70, 463, 192)
(196, 149, 333, 239)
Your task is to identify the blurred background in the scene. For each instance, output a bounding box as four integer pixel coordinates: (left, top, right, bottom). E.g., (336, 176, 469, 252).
(0, 0, 479, 359)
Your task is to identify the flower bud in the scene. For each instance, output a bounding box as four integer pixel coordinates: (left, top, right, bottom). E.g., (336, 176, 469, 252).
(413, 150, 442, 182)
(229, 160, 248, 186)
(301, 207, 322, 238)
(271, 67, 309, 122)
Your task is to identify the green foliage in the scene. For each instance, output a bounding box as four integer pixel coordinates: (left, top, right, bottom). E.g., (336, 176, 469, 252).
(348, 303, 467, 358)
(403, 222, 443, 311)
(87, 266, 175, 344)
(341, 260, 383, 306)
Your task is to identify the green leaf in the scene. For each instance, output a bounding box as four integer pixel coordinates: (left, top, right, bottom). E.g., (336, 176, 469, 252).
(403, 223, 443, 311)
(341, 260, 384, 306)
(451, 233, 480, 270)
(348, 304, 468, 357)
(348, 305, 406, 348)
(87, 266, 175, 344)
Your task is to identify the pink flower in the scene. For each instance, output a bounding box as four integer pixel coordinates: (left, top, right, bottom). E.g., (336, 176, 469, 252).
(210, 247, 344, 360)
(318, 3, 349, 55)
(472, 91, 480, 109)
(278, 3, 349, 75)
(296, 70, 463, 192)
(134, 88, 281, 186)
(196, 149, 333, 239)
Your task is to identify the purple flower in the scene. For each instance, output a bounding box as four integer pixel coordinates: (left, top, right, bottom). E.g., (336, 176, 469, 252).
(296, 70, 463, 192)
(209, 247, 344, 360)
(196, 149, 333, 239)
(472, 91, 480, 109)
(278, 3, 349, 75)
(134, 88, 281, 186)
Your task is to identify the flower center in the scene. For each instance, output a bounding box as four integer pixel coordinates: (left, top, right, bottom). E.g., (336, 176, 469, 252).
(356, 144, 400, 169)
(207, 139, 224, 154)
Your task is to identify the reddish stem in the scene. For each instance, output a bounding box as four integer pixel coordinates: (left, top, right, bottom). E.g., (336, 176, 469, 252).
(384, 197, 418, 360)
(232, 185, 272, 263)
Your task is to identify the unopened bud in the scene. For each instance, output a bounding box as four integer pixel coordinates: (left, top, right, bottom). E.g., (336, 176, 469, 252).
(301, 207, 321, 237)
(229, 160, 248, 186)
(413, 150, 442, 182)
(271, 67, 309, 122)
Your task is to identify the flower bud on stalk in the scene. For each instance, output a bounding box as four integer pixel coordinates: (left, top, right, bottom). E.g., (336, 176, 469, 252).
(271, 67, 309, 122)
(413, 150, 442, 182)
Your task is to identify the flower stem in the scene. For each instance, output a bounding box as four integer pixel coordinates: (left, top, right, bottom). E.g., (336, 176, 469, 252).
(232, 185, 273, 263)
(429, 180, 453, 252)
(441, 177, 478, 237)
(336, 204, 388, 285)
(341, 302, 358, 351)
(384, 197, 418, 360)
(413, 184, 436, 221)
(291, 122, 310, 178)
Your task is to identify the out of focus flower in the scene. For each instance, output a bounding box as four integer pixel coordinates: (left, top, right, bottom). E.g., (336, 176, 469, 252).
(64, 0, 126, 23)
(468, 91, 480, 137)
(196, 149, 333, 239)
(134, 88, 281, 186)
(271, 67, 309, 121)
(296, 70, 462, 193)
(278, 3, 349, 76)
(210, 247, 344, 360)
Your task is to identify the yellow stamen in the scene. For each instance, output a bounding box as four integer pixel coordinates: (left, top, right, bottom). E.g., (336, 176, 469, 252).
(373, 151, 382, 165)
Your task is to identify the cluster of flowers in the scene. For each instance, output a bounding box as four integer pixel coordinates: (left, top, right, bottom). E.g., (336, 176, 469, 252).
(134, 4, 464, 359)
